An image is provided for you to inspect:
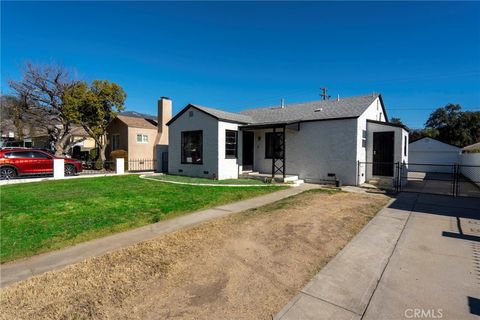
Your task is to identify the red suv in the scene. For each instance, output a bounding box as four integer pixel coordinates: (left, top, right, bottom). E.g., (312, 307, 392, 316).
(0, 149, 82, 179)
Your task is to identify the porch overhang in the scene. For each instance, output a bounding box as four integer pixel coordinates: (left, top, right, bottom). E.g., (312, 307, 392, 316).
(239, 121, 300, 131)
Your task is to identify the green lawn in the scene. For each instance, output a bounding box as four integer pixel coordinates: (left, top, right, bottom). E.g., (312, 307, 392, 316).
(148, 174, 268, 185)
(0, 175, 285, 263)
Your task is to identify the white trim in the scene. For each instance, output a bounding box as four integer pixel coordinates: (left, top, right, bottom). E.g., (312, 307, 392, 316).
(136, 134, 149, 143)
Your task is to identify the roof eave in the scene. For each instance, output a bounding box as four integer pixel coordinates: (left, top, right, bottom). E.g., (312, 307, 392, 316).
(367, 119, 410, 132)
(166, 104, 250, 126)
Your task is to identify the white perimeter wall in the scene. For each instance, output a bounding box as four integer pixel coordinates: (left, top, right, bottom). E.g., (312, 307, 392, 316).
(460, 153, 480, 186)
(168, 107, 219, 178)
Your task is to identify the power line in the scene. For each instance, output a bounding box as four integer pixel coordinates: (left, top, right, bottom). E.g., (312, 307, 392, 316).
(320, 87, 331, 100)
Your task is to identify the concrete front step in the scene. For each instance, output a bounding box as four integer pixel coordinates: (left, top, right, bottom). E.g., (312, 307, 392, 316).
(368, 177, 394, 187)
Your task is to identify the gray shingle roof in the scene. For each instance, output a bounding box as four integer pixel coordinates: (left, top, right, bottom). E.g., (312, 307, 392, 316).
(239, 94, 380, 125)
(191, 104, 253, 124)
(167, 94, 384, 126)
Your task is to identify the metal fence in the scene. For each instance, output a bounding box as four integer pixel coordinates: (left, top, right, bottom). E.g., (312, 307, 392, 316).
(1, 157, 159, 181)
(80, 160, 116, 175)
(81, 159, 157, 175)
(358, 161, 480, 198)
(127, 159, 157, 172)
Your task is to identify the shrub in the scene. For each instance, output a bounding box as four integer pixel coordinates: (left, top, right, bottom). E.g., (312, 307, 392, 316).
(110, 149, 128, 171)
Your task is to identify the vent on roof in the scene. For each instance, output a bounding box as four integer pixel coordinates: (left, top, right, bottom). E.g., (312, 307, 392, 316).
(314, 107, 323, 112)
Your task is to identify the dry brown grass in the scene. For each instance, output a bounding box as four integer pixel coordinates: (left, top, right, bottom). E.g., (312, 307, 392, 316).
(0, 189, 389, 320)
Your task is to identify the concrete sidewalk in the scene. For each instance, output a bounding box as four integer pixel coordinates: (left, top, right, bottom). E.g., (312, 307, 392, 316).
(0, 183, 318, 288)
(275, 193, 480, 320)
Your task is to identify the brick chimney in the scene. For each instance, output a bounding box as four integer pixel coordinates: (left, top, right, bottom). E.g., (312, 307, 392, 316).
(156, 97, 172, 145)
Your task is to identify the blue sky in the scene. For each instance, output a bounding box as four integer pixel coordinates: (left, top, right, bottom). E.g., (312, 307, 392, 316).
(2, 1, 479, 128)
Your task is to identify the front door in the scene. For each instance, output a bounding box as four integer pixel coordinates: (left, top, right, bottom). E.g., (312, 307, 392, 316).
(373, 131, 394, 176)
(242, 131, 254, 170)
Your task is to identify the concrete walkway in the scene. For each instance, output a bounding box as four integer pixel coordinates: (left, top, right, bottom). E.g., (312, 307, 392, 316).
(0, 183, 317, 288)
(275, 192, 480, 320)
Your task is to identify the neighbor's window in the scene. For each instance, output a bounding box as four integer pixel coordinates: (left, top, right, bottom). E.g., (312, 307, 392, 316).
(182, 130, 203, 164)
(265, 132, 284, 159)
(404, 135, 408, 156)
(136, 134, 148, 143)
(112, 134, 120, 150)
(225, 130, 238, 159)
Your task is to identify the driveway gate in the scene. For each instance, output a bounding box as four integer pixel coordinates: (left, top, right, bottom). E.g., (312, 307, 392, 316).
(398, 163, 480, 197)
(359, 161, 480, 198)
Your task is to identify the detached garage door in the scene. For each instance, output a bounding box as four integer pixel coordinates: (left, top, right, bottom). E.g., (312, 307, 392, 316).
(409, 137, 460, 173)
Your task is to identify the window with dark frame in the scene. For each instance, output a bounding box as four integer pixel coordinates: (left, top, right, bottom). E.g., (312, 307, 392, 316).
(225, 130, 238, 159)
(265, 132, 284, 159)
(112, 134, 120, 150)
(404, 135, 408, 156)
(181, 130, 203, 164)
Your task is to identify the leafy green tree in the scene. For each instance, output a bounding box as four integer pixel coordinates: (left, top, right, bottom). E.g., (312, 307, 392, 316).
(425, 104, 480, 146)
(409, 127, 439, 142)
(64, 80, 126, 162)
(389, 117, 402, 125)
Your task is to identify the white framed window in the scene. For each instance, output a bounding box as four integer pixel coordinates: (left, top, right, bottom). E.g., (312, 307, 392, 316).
(225, 130, 238, 159)
(136, 134, 149, 143)
(112, 134, 120, 150)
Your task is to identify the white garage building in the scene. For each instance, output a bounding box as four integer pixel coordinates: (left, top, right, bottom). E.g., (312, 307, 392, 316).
(408, 137, 461, 172)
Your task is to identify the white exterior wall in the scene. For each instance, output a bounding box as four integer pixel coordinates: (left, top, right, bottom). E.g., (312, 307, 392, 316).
(217, 121, 241, 179)
(251, 119, 359, 185)
(409, 138, 460, 172)
(356, 98, 387, 164)
(364, 122, 408, 182)
(168, 107, 219, 178)
(355, 97, 409, 184)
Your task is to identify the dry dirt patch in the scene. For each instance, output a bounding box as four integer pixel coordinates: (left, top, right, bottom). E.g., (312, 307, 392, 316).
(0, 189, 389, 320)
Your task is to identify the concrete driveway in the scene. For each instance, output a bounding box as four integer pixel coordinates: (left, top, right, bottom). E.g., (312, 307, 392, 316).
(402, 172, 480, 197)
(276, 192, 480, 320)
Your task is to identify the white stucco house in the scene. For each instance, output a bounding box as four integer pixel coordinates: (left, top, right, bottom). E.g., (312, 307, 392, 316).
(408, 137, 461, 173)
(166, 93, 409, 185)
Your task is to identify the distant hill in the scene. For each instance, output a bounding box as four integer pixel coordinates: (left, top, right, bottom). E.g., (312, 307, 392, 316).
(120, 111, 156, 120)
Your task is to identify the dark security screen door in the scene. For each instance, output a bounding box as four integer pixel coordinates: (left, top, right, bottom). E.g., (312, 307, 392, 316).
(242, 131, 254, 170)
(373, 131, 394, 176)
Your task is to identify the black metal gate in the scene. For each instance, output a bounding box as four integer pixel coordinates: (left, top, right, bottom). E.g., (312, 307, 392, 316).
(358, 161, 480, 198)
(397, 163, 480, 198)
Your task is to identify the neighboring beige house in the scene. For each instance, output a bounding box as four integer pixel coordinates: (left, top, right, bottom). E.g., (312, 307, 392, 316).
(106, 97, 172, 170)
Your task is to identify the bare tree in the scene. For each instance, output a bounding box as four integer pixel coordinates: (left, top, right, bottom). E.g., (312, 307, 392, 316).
(8, 63, 79, 156)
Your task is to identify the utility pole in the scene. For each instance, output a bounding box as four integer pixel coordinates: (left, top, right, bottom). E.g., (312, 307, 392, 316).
(320, 87, 330, 100)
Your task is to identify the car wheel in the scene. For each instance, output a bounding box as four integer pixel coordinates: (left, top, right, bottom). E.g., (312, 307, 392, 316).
(1, 166, 17, 180)
(64, 164, 76, 176)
